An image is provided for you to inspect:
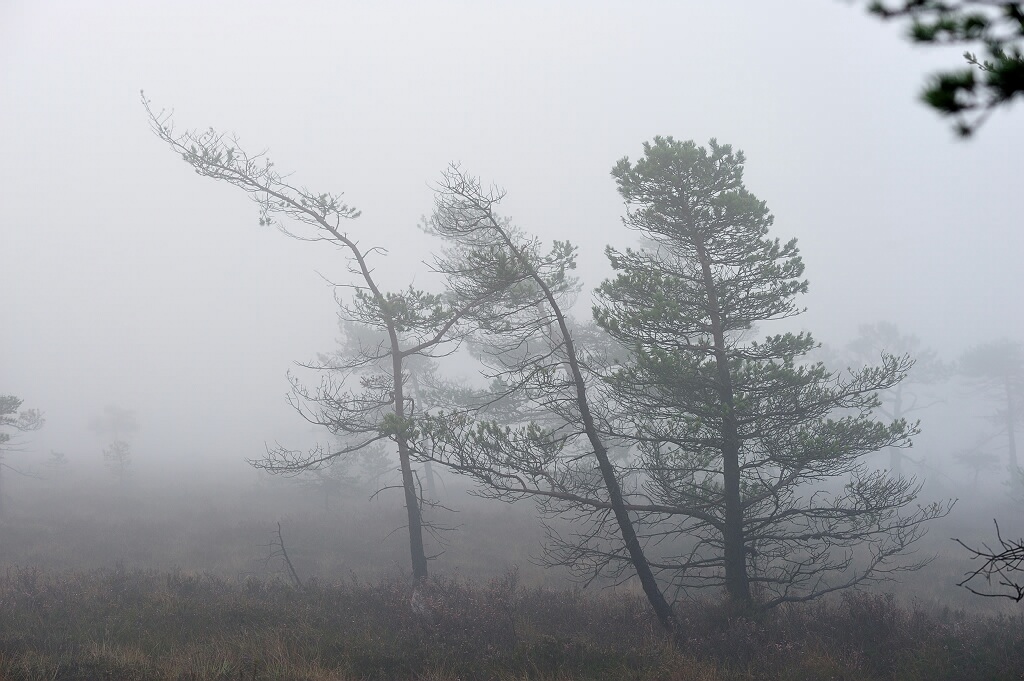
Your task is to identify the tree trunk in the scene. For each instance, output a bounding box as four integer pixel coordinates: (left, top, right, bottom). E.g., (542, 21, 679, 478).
(407, 371, 439, 503)
(392, 351, 429, 580)
(550, 306, 676, 628)
(591, 437, 677, 628)
(423, 459, 438, 502)
(718, 396, 749, 604)
(696, 241, 751, 605)
(713, 349, 750, 604)
(501, 229, 676, 630)
(397, 438, 429, 579)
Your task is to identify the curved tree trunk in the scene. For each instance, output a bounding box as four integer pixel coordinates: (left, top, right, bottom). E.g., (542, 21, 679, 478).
(500, 230, 676, 630)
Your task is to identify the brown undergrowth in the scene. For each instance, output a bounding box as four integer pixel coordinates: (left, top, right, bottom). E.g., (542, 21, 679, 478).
(0, 566, 1022, 681)
(1, 477, 1022, 678)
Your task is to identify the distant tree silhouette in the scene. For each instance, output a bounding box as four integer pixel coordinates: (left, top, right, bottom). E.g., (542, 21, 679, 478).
(0, 394, 44, 517)
(103, 440, 132, 486)
(846, 322, 948, 477)
(954, 444, 1002, 491)
(959, 339, 1023, 483)
(90, 405, 138, 487)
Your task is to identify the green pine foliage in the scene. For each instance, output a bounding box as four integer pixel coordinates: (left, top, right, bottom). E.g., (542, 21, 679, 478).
(594, 137, 950, 606)
(868, 1, 1024, 135)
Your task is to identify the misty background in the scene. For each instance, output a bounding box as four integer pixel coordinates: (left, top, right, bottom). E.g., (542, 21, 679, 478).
(2, 0, 1021, 490)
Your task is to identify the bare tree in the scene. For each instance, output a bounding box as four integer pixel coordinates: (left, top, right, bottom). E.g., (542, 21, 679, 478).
(144, 96, 505, 580)
(265, 522, 305, 590)
(955, 520, 1024, 602)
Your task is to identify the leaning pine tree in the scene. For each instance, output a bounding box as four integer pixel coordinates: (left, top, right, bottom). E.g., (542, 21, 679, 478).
(419, 166, 677, 629)
(144, 96, 507, 580)
(595, 137, 951, 607)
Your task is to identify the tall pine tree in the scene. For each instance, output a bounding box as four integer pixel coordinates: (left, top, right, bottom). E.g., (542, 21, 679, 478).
(596, 137, 948, 606)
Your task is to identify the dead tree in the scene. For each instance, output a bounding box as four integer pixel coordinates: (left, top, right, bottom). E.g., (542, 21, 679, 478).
(264, 522, 304, 590)
(955, 520, 1024, 602)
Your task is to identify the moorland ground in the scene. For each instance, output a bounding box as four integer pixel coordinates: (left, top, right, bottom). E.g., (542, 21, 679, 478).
(0, 469, 1021, 680)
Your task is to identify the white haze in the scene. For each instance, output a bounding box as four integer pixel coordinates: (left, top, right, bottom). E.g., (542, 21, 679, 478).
(1, 1, 1021, 479)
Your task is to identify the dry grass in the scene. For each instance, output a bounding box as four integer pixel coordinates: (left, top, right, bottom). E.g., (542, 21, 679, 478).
(0, 473, 1022, 679)
(0, 566, 1021, 680)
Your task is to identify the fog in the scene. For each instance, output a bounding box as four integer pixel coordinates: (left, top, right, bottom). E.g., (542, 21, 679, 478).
(2, 1, 1021, 556)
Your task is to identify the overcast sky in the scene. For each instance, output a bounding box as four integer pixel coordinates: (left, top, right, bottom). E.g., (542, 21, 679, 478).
(2, 1, 1021, 474)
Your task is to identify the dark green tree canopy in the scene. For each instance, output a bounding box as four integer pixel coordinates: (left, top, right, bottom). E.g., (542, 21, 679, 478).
(602, 136, 806, 342)
(592, 137, 947, 606)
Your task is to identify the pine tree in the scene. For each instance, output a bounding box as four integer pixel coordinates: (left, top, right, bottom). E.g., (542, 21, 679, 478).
(595, 137, 949, 606)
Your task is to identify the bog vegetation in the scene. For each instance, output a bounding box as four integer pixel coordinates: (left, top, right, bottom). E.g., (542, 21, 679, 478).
(0, 478, 1022, 680)
(0, 101, 1022, 678)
